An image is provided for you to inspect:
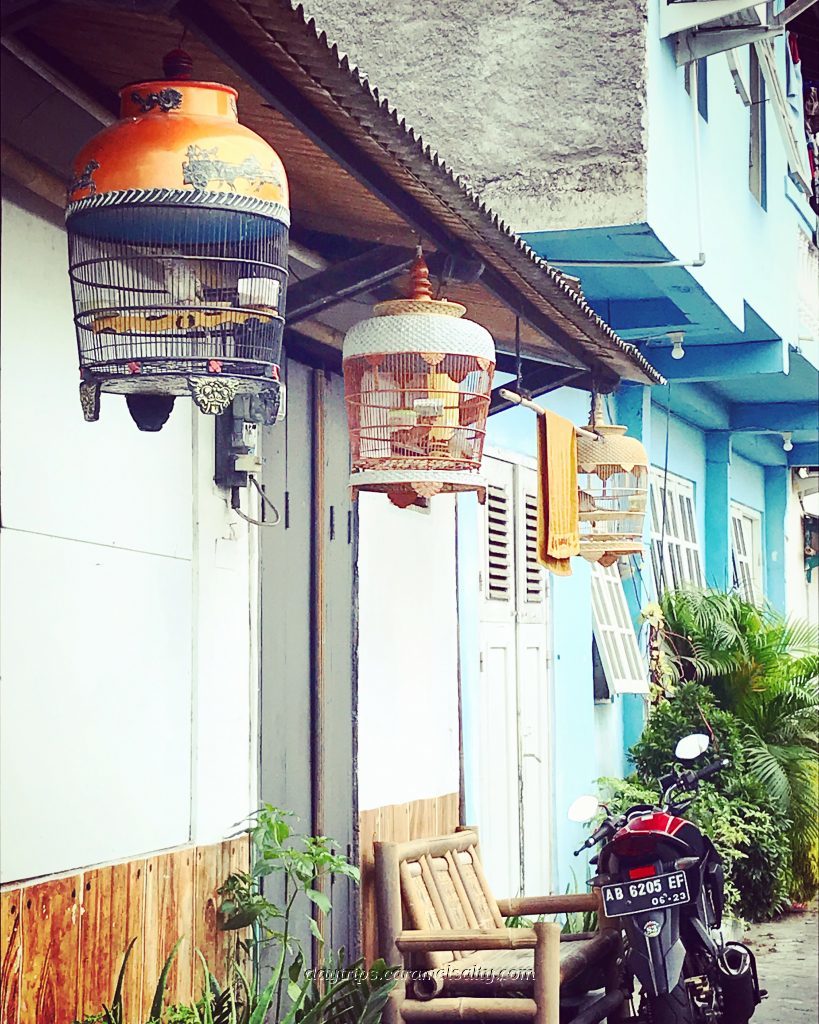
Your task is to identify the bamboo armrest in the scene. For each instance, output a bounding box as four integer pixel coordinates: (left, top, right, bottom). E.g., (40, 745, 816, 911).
(497, 893, 600, 917)
(396, 928, 538, 952)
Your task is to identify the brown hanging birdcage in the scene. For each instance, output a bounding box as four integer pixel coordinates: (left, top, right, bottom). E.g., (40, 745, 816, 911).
(343, 253, 496, 507)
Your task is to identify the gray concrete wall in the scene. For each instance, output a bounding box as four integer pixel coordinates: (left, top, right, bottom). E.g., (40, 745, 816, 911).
(303, 0, 648, 232)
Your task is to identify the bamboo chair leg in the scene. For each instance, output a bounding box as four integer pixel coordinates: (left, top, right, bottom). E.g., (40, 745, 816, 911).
(533, 921, 561, 1024)
(384, 985, 406, 1024)
(377, 841, 406, 1024)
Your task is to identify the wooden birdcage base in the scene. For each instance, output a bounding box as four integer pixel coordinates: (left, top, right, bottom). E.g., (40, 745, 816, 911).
(79, 369, 281, 419)
(578, 537, 644, 565)
(350, 467, 487, 506)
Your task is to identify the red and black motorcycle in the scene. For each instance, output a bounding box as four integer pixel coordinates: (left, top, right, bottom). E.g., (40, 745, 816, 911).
(569, 734, 764, 1023)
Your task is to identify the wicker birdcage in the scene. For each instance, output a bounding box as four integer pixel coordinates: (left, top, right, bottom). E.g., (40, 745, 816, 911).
(343, 254, 495, 507)
(576, 396, 649, 565)
(65, 51, 289, 430)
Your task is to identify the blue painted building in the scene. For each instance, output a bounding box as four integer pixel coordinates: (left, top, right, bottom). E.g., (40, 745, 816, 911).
(458, 2, 819, 896)
(304, 0, 819, 897)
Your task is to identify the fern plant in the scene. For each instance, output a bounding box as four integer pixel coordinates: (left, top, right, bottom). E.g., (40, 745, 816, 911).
(650, 587, 819, 901)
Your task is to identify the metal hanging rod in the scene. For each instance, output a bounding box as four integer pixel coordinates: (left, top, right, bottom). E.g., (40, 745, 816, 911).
(497, 388, 599, 440)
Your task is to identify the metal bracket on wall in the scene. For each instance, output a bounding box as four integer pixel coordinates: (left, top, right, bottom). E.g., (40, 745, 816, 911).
(286, 244, 485, 325)
(489, 358, 588, 414)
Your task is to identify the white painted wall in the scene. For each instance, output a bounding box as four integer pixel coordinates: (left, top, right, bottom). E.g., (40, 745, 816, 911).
(355, 493, 460, 811)
(0, 188, 257, 882)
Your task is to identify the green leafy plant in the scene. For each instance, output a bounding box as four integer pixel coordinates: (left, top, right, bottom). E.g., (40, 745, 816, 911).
(73, 936, 183, 1024)
(77, 942, 395, 1024)
(559, 872, 598, 934)
(655, 588, 818, 706)
(219, 806, 362, 1017)
(77, 809, 394, 1024)
(650, 589, 819, 902)
(615, 681, 795, 920)
(629, 681, 745, 781)
(297, 953, 396, 1024)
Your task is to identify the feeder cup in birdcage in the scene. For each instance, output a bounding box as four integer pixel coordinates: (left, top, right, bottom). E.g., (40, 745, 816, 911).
(576, 397, 649, 565)
(65, 50, 289, 431)
(343, 254, 495, 508)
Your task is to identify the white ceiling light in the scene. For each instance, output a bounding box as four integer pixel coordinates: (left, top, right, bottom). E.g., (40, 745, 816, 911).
(782, 432, 794, 452)
(669, 331, 686, 360)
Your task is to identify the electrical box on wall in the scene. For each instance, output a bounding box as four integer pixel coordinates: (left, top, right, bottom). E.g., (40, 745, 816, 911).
(214, 389, 286, 489)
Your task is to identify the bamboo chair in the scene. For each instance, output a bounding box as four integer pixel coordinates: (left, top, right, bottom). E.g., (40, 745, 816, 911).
(375, 829, 625, 1024)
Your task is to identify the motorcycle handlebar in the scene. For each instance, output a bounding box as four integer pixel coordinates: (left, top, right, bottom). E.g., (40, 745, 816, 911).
(573, 819, 614, 856)
(694, 757, 730, 782)
(572, 758, 730, 855)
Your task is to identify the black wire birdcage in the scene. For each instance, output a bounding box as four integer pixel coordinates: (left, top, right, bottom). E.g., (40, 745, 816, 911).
(67, 198, 288, 424)
(65, 58, 290, 430)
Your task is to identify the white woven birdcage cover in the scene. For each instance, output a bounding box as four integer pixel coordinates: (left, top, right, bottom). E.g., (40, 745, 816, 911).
(576, 424, 649, 476)
(343, 313, 495, 361)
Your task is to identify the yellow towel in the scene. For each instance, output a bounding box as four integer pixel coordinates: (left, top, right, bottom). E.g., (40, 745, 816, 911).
(537, 410, 580, 576)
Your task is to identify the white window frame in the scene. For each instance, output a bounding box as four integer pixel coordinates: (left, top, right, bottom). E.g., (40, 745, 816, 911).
(591, 562, 649, 696)
(731, 502, 764, 604)
(649, 468, 705, 594)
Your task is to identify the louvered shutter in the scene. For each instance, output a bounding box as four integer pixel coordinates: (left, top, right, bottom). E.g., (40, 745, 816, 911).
(649, 469, 705, 594)
(486, 483, 513, 602)
(591, 562, 648, 695)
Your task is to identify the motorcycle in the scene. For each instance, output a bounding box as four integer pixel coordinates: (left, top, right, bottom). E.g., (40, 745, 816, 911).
(568, 733, 764, 1023)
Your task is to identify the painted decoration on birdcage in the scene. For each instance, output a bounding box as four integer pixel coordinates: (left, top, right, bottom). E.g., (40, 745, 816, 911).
(576, 397, 649, 565)
(343, 255, 495, 507)
(65, 50, 289, 431)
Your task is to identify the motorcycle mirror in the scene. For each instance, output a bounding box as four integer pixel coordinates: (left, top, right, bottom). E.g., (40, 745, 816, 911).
(567, 795, 600, 822)
(675, 733, 711, 761)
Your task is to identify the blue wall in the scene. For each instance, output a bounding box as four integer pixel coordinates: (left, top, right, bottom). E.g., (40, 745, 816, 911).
(645, 1, 810, 348)
(649, 405, 708, 542)
(732, 454, 766, 512)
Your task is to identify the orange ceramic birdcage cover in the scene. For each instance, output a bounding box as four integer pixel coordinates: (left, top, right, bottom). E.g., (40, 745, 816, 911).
(68, 60, 288, 208)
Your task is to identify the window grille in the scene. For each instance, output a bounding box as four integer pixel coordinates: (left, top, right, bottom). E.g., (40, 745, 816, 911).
(731, 502, 763, 603)
(649, 469, 705, 594)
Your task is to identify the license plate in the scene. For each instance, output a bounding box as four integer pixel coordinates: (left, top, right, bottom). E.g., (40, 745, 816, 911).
(601, 870, 690, 917)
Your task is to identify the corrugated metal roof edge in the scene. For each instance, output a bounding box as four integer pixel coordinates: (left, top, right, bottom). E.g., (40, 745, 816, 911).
(237, 0, 664, 385)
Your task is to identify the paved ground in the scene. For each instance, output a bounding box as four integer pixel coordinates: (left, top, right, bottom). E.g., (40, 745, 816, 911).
(745, 903, 818, 1022)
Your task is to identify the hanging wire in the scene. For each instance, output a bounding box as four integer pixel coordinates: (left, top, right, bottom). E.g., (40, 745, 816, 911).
(657, 380, 673, 594)
(434, 253, 455, 300)
(231, 475, 280, 527)
(514, 315, 523, 395)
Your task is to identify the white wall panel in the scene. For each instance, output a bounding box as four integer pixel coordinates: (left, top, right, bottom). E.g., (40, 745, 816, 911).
(0, 530, 192, 881)
(0, 195, 192, 559)
(356, 494, 460, 811)
(0, 187, 257, 883)
(189, 412, 255, 844)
